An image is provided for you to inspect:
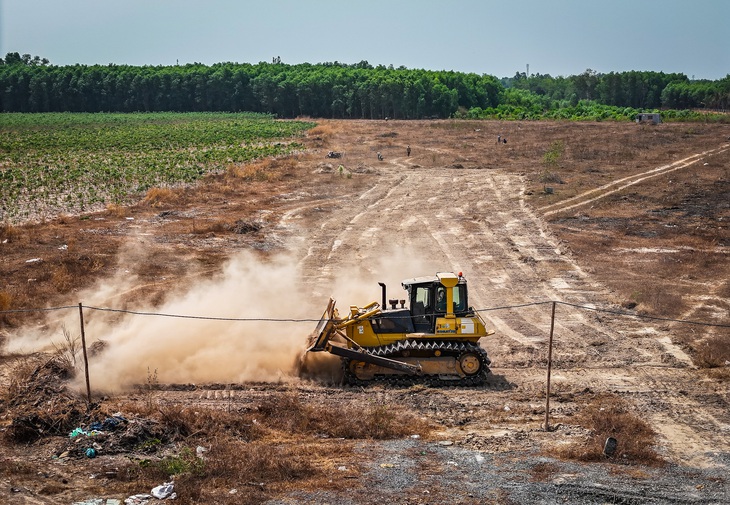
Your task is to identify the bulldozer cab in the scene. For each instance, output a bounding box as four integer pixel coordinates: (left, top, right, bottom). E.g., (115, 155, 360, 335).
(404, 273, 469, 333)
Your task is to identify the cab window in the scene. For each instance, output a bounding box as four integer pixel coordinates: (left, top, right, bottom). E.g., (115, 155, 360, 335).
(453, 285, 466, 312)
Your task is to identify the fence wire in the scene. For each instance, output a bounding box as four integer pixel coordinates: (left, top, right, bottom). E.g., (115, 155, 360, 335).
(1, 300, 728, 329)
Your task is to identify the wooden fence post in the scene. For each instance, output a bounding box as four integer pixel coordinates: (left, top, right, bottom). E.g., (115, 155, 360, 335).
(78, 302, 91, 404)
(544, 301, 556, 431)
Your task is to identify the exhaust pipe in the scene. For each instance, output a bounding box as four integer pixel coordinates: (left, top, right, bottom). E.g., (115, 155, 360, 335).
(378, 282, 386, 309)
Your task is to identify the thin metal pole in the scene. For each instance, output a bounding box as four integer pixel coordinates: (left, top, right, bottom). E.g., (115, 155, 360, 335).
(78, 302, 91, 404)
(544, 301, 556, 431)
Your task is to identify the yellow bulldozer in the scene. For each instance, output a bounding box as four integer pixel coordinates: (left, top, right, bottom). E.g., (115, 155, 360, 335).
(306, 272, 494, 386)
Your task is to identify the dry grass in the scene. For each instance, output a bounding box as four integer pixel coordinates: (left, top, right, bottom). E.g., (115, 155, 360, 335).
(110, 439, 330, 505)
(225, 157, 298, 183)
(255, 393, 431, 439)
(122, 393, 432, 443)
(703, 367, 730, 382)
(1, 355, 84, 443)
(0, 390, 431, 503)
(0, 222, 20, 242)
(692, 335, 730, 368)
(51, 325, 80, 371)
(0, 458, 35, 477)
(50, 264, 74, 293)
(105, 203, 130, 217)
(143, 187, 178, 207)
(307, 122, 336, 147)
(0, 290, 11, 311)
(555, 393, 663, 466)
(0, 357, 431, 500)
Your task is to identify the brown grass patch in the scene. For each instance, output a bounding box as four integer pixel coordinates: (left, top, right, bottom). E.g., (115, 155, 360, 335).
(0, 290, 11, 311)
(190, 218, 232, 235)
(693, 335, 730, 368)
(703, 366, 730, 382)
(50, 264, 74, 293)
(143, 187, 178, 207)
(112, 393, 431, 444)
(2, 355, 84, 443)
(555, 393, 663, 466)
(255, 393, 432, 440)
(112, 440, 328, 504)
(78, 393, 428, 503)
(636, 286, 686, 317)
(0, 458, 35, 477)
(153, 404, 265, 442)
(307, 123, 335, 147)
(105, 203, 130, 217)
(0, 222, 20, 242)
(225, 157, 297, 183)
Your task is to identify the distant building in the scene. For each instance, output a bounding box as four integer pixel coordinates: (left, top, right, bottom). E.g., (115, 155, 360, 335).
(636, 113, 662, 124)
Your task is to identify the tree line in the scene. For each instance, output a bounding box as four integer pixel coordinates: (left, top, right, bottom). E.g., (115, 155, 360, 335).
(505, 69, 730, 110)
(1, 53, 728, 117)
(0, 53, 500, 118)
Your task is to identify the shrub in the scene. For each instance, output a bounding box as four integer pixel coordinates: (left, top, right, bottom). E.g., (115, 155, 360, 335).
(556, 393, 663, 466)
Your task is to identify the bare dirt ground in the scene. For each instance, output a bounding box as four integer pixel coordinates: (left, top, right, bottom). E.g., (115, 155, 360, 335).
(1, 119, 729, 504)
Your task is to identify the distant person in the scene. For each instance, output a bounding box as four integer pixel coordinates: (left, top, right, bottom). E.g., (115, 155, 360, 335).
(377, 152, 383, 161)
(406, 145, 411, 157)
(503, 138, 507, 144)
(497, 135, 501, 144)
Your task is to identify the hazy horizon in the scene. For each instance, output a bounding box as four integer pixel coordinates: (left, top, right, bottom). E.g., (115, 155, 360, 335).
(1, 0, 728, 80)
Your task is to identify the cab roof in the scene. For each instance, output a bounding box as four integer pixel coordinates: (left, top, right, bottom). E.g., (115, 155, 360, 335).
(401, 272, 467, 288)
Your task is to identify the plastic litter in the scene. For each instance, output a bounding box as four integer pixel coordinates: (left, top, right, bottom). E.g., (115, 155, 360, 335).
(88, 415, 126, 433)
(70, 427, 88, 438)
(124, 494, 152, 505)
(72, 499, 121, 505)
(85, 448, 97, 458)
(151, 482, 175, 499)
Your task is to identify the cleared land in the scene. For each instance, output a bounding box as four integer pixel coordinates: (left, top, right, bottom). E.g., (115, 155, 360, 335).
(1, 118, 729, 504)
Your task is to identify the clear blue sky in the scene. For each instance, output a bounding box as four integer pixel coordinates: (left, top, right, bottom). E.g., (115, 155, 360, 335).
(1, 0, 728, 80)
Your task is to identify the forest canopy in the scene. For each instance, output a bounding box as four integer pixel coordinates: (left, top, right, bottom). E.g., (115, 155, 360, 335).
(1, 53, 728, 120)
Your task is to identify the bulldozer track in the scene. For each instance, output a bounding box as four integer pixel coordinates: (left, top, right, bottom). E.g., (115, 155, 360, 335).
(343, 340, 491, 387)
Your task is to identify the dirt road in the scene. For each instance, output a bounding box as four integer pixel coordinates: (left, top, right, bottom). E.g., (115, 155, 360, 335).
(263, 125, 728, 469)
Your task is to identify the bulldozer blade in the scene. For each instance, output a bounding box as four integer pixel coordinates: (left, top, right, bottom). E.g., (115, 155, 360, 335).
(307, 298, 337, 352)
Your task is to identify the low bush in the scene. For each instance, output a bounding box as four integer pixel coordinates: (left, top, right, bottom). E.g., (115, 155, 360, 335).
(556, 393, 663, 466)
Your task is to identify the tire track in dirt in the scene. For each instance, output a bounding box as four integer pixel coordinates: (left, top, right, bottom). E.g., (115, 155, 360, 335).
(539, 144, 730, 217)
(515, 364, 730, 467)
(272, 148, 730, 467)
(624, 367, 730, 468)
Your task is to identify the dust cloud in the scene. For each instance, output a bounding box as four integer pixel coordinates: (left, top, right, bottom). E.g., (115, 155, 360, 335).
(5, 237, 455, 392)
(80, 251, 323, 392)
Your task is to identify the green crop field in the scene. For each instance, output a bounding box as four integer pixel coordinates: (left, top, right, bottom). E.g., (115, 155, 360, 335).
(0, 112, 314, 223)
